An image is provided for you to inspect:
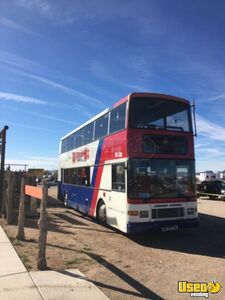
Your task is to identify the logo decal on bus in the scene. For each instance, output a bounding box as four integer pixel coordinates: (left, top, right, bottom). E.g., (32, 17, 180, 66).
(72, 149, 89, 162)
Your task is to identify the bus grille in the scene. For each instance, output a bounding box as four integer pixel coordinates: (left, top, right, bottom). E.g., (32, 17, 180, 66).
(152, 207, 184, 219)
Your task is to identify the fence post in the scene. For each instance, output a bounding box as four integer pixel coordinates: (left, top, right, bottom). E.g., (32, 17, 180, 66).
(17, 177, 25, 240)
(7, 172, 14, 225)
(2, 178, 8, 218)
(0, 125, 9, 216)
(37, 181, 48, 270)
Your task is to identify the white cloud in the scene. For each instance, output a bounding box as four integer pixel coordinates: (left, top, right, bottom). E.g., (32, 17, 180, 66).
(196, 158, 225, 172)
(0, 50, 43, 73)
(196, 114, 225, 142)
(0, 91, 48, 105)
(16, 0, 52, 18)
(30, 156, 57, 163)
(15, 0, 135, 24)
(196, 147, 225, 159)
(25, 111, 77, 125)
(16, 108, 77, 125)
(24, 73, 104, 107)
(6, 157, 57, 170)
(195, 115, 225, 171)
(0, 17, 34, 35)
(2, 104, 77, 125)
(0, 51, 105, 109)
(0, 119, 64, 134)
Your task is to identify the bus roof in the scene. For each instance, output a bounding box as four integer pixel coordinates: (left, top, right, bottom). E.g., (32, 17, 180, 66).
(113, 92, 189, 107)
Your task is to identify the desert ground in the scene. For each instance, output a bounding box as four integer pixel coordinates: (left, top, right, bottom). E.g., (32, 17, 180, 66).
(1, 188, 224, 300)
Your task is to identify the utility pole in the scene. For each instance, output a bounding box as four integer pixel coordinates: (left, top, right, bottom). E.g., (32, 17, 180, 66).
(0, 125, 9, 216)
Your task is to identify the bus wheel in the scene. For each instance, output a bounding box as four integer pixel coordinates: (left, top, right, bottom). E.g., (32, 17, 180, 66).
(64, 192, 68, 207)
(97, 200, 107, 224)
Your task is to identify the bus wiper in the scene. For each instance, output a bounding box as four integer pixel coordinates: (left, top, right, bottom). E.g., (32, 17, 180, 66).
(166, 125, 184, 131)
(143, 124, 184, 131)
(147, 124, 165, 130)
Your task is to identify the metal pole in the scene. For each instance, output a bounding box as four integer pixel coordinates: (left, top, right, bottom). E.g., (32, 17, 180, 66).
(0, 125, 9, 216)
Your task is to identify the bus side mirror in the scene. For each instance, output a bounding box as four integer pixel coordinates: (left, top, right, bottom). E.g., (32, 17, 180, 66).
(191, 101, 197, 137)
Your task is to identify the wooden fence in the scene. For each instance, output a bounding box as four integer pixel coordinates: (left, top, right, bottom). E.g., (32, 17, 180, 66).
(2, 172, 48, 270)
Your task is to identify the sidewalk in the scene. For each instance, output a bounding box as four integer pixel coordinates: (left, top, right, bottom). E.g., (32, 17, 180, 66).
(0, 226, 109, 300)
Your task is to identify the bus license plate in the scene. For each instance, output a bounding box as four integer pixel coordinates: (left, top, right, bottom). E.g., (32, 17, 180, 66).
(161, 225, 178, 232)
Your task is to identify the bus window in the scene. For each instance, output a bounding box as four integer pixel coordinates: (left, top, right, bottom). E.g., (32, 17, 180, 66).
(78, 167, 90, 186)
(94, 113, 109, 140)
(109, 103, 126, 134)
(128, 159, 195, 199)
(67, 134, 75, 151)
(61, 139, 66, 153)
(63, 167, 90, 186)
(83, 122, 94, 145)
(63, 168, 76, 184)
(76, 128, 84, 148)
(112, 163, 125, 192)
(63, 168, 70, 184)
(129, 98, 192, 132)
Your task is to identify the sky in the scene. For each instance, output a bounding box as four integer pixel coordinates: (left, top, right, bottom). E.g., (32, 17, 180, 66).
(0, 0, 225, 172)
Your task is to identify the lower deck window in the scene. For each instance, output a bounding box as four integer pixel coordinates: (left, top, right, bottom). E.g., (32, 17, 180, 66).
(62, 167, 90, 186)
(112, 163, 125, 192)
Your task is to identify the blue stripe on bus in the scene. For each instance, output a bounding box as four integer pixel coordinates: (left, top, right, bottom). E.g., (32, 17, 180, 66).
(59, 138, 104, 215)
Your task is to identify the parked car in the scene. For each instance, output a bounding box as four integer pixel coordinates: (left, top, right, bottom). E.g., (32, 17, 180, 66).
(47, 180, 58, 188)
(197, 180, 225, 199)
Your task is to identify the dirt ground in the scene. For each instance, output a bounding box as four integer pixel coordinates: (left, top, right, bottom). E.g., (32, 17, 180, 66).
(1, 187, 224, 300)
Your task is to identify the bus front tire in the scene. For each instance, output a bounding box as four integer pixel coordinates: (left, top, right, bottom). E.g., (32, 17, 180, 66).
(97, 200, 107, 224)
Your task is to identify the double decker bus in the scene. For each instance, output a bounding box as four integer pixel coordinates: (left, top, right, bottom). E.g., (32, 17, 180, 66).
(58, 92, 199, 233)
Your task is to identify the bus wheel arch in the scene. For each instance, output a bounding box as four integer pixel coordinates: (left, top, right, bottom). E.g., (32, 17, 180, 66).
(96, 199, 107, 224)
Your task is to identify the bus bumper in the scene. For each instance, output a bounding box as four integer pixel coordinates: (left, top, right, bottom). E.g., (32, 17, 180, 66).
(127, 217, 200, 234)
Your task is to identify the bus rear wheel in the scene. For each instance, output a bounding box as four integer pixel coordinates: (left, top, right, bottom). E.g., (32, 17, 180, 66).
(97, 200, 107, 224)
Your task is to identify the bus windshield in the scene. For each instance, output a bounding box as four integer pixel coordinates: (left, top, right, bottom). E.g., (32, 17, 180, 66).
(129, 97, 192, 132)
(128, 159, 195, 199)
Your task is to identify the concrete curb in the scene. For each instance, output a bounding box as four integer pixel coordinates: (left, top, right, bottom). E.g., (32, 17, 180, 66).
(0, 226, 109, 300)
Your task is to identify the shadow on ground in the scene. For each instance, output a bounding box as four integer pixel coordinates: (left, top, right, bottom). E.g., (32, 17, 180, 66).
(130, 213, 225, 259)
(47, 242, 164, 300)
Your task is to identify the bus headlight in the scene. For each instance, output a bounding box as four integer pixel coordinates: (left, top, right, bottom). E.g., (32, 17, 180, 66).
(187, 207, 195, 215)
(140, 211, 149, 218)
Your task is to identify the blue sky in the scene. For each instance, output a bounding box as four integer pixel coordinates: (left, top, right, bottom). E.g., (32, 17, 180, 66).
(0, 0, 225, 171)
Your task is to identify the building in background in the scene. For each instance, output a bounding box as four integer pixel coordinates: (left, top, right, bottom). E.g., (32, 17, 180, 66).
(196, 170, 225, 182)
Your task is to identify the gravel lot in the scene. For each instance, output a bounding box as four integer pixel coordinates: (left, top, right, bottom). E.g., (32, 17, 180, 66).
(1, 188, 224, 300)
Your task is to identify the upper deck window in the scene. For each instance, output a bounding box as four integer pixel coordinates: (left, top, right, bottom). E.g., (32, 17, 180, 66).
(83, 122, 94, 144)
(109, 103, 126, 134)
(76, 128, 84, 148)
(94, 113, 109, 139)
(129, 97, 192, 132)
